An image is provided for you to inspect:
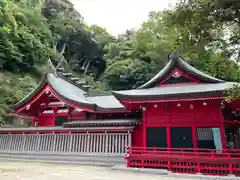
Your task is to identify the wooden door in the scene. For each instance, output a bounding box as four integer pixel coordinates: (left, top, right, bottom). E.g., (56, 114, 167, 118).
(147, 127, 167, 148)
(171, 127, 193, 148)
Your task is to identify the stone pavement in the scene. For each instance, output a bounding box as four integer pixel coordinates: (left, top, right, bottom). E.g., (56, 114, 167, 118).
(0, 161, 239, 180)
(0, 161, 192, 180)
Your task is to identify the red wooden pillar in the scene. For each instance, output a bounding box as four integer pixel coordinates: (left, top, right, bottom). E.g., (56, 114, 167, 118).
(142, 107, 147, 147)
(191, 102, 197, 150)
(219, 100, 227, 149)
(167, 126, 171, 149)
(192, 126, 198, 149)
(52, 107, 58, 126)
(166, 103, 171, 171)
(51, 116, 55, 126)
(166, 103, 171, 149)
(166, 125, 171, 171)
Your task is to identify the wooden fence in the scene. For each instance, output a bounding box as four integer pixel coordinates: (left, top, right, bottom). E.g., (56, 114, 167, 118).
(0, 133, 131, 155)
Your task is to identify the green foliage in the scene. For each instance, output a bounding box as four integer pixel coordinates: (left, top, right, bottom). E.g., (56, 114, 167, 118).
(102, 10, 240, 90)
(0, 0, 107, 124)
(1, 0, 240, 125)
(164, 0, 240, 99)
(225, 84, 240, 102)
(0, 0, 53, 72)
(166, 0, 240, 61)
(0, 72, 37, 124)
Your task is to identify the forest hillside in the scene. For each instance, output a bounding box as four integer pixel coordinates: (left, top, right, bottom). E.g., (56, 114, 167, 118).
(0, 0, 239, 125)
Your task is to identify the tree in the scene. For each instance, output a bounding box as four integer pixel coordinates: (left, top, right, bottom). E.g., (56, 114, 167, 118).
(43, 0, 109, 78)
(0, 0, 53, 72)
(0, 0, 111, 124)
(165, 0, 240, 99)
(166, 0, 240, 61)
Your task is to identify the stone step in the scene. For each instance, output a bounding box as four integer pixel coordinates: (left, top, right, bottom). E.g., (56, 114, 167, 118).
(0, 152, 124, 166)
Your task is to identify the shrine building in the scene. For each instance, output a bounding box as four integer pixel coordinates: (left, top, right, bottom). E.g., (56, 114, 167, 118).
(0, 53, 240, 176)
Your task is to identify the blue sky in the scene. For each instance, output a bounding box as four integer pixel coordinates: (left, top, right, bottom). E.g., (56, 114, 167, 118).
(70, 0, 177, 36)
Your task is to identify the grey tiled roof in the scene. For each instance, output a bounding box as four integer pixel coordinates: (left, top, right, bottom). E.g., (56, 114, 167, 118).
(86, 95, 124, 109)
(14, 73, 125, 111)
(138, 53, 225, 89)
(47, 73, 94, 106)
(48, 73, 125, 110)
(15, 53, 236, 111)
(113, 82, 238, 100)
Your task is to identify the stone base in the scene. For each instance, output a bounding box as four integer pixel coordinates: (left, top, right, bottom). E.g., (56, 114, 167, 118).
(112, 165, 240, 180)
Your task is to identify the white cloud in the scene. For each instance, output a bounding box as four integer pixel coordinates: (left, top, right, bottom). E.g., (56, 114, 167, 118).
(70, 0, 177, 36)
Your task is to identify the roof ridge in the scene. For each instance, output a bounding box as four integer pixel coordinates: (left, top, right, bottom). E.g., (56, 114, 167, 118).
(137, 52, 225, 89)
(112, 81, 238, 101)
(178, 57, 225, 82)
(47, 45, 91, 92)
(48, 55, 91, 92)
(56, 71, 89, 93)
(168, 52, 180, 62)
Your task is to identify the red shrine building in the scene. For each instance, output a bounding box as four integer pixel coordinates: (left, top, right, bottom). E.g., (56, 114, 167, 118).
(1, 53, 240, 176)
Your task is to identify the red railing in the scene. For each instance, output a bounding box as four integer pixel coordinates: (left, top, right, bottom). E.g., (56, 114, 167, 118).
(125, 146, 240, 176)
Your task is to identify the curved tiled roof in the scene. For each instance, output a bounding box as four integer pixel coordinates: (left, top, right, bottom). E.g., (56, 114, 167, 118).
(47, 73, 94, 108)
(138, 52, 225, 89)
(112, 53, 238, 100)
(113, 82, 238, 100)
(15, 53, 235, 111)
(14, 74, 48, 110)
(86, 95, 124, 110)
(14, 73, 125, 111)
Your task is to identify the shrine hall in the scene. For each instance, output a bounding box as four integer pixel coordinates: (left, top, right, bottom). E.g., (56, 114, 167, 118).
(1, 53, 239, 176)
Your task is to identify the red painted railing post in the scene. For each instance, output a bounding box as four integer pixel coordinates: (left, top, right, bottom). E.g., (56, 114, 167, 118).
(140, 147, 143, 167)
(229, 162, 233, 175)
(167, 147, 171, 171)
(141, 159, 144, 168)
(197, 162, 201, 173)
(196, 151, 201, 173)
(211, 151, 214, 160)
(228, 154, 233, 175)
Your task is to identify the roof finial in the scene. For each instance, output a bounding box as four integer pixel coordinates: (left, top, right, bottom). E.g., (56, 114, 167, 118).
(55, 43, 67, 70)
(47, 58, 58, 77)
(47, 43, 67, 77)
(168, 52, 180, 61)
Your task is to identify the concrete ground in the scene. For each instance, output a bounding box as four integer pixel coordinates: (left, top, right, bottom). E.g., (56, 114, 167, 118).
(0, 161, 193, 180)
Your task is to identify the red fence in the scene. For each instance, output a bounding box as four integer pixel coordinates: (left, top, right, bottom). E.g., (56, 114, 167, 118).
(125, 146, 240, 176)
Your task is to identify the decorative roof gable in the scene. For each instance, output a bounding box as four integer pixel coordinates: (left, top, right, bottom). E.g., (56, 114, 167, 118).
(14, 73, 125, 112)
(14, 55, 125, 112)
(138, 52, 225, 89)
(112, 53, 237, 102)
